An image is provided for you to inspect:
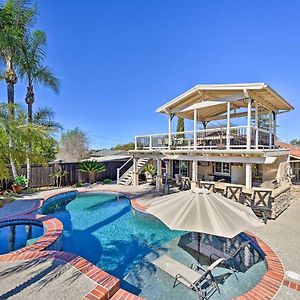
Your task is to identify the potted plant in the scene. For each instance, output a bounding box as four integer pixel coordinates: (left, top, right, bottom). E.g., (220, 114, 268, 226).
(144, 163, 156, 183)
(12, 175, 28, 194)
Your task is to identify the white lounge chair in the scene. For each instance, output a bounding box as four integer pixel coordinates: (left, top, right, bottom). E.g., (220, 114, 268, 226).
(152, 255, 224, 299)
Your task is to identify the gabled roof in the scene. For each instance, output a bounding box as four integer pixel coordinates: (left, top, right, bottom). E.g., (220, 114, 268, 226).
(156, 83, 293, 121)
(276, 141, 300, 159)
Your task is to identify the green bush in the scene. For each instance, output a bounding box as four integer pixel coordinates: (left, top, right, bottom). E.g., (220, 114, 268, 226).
(14, 175, 28, 187)
(102, 179, 112, 184)
(74, 182, 82, 187)
(78, 160, 106, 183)
(144, 163, 156, 176)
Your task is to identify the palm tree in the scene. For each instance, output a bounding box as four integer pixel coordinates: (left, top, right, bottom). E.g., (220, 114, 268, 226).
(0, 0, 36, 105)
(0, 0, 37, 178)
(17, 30, 59, 185)
(18, 30, 60, 122)
(78, 160, 106, 184)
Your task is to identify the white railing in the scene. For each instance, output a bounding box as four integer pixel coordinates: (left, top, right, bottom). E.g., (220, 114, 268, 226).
(116, 157, 133, 184)
(135, 125, 275, 151)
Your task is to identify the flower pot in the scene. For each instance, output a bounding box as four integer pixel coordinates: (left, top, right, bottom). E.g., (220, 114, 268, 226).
(12, 184, 22, 194)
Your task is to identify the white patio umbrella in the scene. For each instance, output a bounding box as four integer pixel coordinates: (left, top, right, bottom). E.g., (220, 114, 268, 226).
(147, 188, 263, 238)
(147, 188, 263, 261)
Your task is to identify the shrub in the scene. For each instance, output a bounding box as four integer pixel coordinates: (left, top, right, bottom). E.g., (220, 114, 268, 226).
(102, 179, 112, 184)
(144, 163, 156, 176)
(14, 175, 28, 187)
(78, 160, 106, 183)
(74, 182, 82, 187)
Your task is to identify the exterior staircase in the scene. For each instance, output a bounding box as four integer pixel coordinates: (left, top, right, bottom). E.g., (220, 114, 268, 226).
(117, 157, 150, 186)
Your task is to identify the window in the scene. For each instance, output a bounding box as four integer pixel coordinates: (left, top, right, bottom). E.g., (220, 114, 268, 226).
(213, 162, 230, 174)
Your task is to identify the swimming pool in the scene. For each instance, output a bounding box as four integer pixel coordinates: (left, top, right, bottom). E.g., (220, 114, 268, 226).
(42, 192, 267, 300)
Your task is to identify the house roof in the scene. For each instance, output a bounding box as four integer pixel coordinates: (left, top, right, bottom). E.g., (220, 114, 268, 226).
(156, 83, 294, 121)
(87, 155, 131, 162)
(276, 141, 300, 158)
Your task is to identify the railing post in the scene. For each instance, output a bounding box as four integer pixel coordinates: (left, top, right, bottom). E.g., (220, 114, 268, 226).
(117, 168, 120, 184)
(273, 112, 276, 148)
(149, 135, 152, 150)
(226, 102, 230, 149)
(255, 102, 259, 149)
(269, 111, 272, 149)
(194, 109, 197, 150)
(135, 136, 137, 150)
(168, 115, 172, 150)
(246, 97, 252, 149)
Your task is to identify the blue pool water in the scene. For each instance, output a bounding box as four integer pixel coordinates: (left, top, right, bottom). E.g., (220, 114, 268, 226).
(0, 224, 43, 254)
(42, 192, 267, 300)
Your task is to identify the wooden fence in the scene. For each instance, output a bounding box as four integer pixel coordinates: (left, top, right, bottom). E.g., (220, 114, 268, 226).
(1, 160, 130, 188)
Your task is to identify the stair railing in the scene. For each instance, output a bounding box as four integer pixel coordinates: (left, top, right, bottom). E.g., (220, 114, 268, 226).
(117, 156, 133, 184)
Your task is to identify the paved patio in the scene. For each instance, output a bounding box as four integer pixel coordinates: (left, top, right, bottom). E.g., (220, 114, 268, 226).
(0, 183, 299, 299)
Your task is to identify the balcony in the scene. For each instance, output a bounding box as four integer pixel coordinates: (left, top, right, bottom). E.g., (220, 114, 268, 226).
(135, 125, 275, 151)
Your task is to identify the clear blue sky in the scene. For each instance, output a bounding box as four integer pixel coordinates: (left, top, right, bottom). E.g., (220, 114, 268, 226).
(1, 0, 300, 148)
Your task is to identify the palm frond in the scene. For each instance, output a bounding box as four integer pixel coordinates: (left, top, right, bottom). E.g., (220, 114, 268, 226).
(33, 107, 63, 130)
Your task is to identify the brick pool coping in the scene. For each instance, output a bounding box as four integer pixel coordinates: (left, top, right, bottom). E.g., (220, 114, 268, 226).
(0, 188, 295, 299)
(0, 214, 63, 254)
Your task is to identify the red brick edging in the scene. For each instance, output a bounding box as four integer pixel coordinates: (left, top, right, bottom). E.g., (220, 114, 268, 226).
(0, 214, 63, 254)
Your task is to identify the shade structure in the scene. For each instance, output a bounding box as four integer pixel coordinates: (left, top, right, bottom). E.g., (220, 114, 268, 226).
(147, 188, 263, 238)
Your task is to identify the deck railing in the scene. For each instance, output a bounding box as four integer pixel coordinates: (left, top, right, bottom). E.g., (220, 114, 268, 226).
(135, 126, 274, 150)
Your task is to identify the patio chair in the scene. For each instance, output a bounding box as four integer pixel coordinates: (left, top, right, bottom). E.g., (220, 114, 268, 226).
(224, 183, 243, 203)
(175, 174, 182, 185)
(209, 241, 250, 272)
(153, 255, 225, 300)
(199, 181, 215, 192)
(244, 188, 273, 224)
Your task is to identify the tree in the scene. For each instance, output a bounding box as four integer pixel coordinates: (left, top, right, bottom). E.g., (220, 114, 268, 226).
(17, 29, 59, 186)
(59, 127, 89, 162)
(18, 30, 59, 123)
(176, 116, 185, 140)
(290, 139, 300, 146)
(111, 142, 135, 151)
(0, 0, 37, 178)
(78, 160, 106, 183)
(0, 103, 58, 178)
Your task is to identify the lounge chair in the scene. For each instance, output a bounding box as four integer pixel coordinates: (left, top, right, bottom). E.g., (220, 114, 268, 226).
(153, 255, 224, 299)
(188, 240, 250, 274)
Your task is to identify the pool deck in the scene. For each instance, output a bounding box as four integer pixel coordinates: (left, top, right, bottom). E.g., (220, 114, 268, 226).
(0, 184, 300, 299)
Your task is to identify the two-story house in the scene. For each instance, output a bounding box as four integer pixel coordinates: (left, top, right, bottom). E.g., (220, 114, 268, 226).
(129, 83, 293, 193)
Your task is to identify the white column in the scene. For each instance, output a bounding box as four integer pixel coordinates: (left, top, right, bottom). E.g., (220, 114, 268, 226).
(165, 159, 171, 179)
(273, 112, 277, 145)
(193, 109, 197, 150)
(246, 99, 252, 149)
(269, 112, 272, 149)
(132, 157, 139, 186)
(168, 115, 172, 150)
(226, 102, 230, 149)
(245, 163, 252, 189)
(191, 160, 198, 188)
(255, 102, 259, 149)
(156, 158, 163, 192)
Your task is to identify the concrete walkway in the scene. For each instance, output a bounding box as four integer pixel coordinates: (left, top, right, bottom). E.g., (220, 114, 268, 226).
(0, 258, 96, 300)
(0, 183, 299, 299)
